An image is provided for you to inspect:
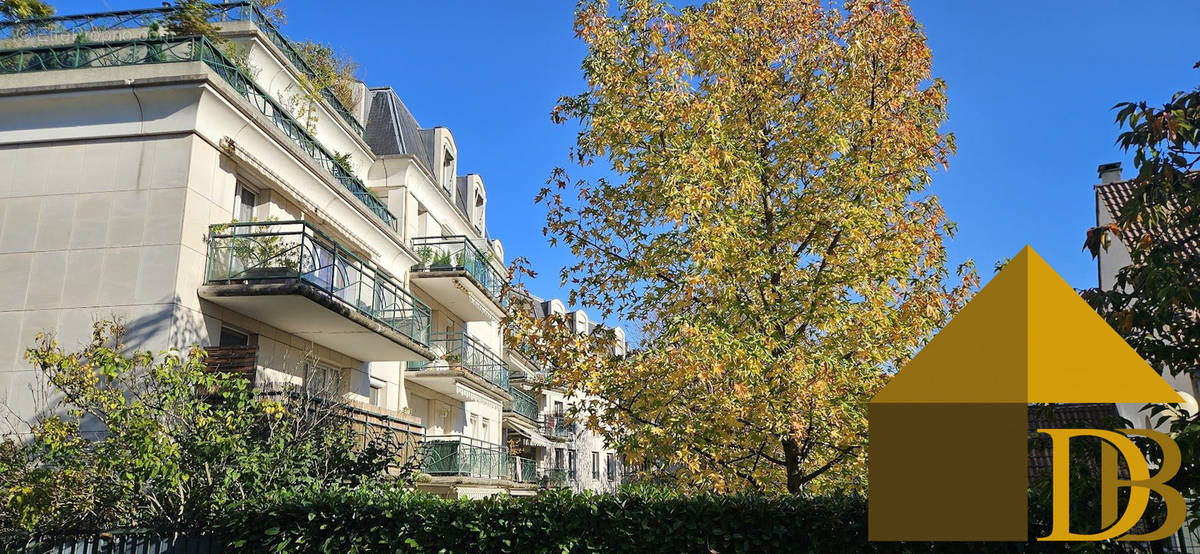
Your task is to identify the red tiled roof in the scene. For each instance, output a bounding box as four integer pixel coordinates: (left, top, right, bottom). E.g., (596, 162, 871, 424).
(1096, 179, 1200, 258)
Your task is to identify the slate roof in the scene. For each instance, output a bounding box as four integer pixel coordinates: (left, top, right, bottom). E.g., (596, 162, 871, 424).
(364, 87, 437, 180)
(1097, 179, 1200, 258)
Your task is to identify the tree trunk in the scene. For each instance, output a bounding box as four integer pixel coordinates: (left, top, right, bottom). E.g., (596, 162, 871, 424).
(782, 437, 803, 494)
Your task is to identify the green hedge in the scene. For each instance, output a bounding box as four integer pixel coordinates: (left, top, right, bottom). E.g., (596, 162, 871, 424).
(215, 487, 1131, 553)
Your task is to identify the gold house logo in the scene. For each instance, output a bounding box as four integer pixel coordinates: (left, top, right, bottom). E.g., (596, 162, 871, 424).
(868, 246, 1186, 542)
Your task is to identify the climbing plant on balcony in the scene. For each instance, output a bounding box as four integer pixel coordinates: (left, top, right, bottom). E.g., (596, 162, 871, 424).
(290, 40, 360, 132)
(164, 0, 258, 78)
(520, 0, 977, 495)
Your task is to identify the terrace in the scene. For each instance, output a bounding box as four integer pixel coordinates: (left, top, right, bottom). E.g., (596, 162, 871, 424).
(0, 0, 364, 136)
(0, 34, 397, 231)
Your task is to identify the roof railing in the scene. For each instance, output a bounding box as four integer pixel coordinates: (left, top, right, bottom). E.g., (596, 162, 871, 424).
(0, 36, 397, 230)
(0, 1, 364, 137)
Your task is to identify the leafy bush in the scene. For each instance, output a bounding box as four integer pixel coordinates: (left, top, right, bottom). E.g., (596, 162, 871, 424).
(0, 321, 408, 546)
(216, 486, 1141, 553)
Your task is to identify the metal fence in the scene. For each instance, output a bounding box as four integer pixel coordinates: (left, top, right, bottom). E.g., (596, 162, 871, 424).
(6, 532, 219, 554)
(409, 332, 509, 390)
(0, 1, 363, 136)
(411, 236, 505, 303)
(206, 221, 430, 346)
(0, 36, 395, 230)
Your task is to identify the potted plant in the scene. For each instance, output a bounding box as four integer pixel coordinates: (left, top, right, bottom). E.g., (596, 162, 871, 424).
(444, 353, 462, 369)
(431, 250, 454, 269)
(211, 218, 298, 280)
(415, 246, 434, 270)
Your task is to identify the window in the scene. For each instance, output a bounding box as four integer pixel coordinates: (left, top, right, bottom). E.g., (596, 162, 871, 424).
(469, 414, 479, 437)
(218, 326, 249, 347)
(554, 448, 565, 470)
(473, 192, 485, 231)
(553, 401, 564, 418)
(591, 452, 600, 479)
(568, 450, 577, 478)
(442, 149, 455, 194)
(481, 417, 490, 440)
(437, 407, 450, 433)
(606, 453, 616, 480)
(305, 364, 339, 397)
(234, 183, 257, 222)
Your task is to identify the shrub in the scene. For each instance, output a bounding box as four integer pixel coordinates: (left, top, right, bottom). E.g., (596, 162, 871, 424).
(217, 486, 1140, 553)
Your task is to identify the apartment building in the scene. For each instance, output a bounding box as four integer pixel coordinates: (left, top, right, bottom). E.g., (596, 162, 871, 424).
(503, 296, 628, 494)
(0, 2, 622, 498)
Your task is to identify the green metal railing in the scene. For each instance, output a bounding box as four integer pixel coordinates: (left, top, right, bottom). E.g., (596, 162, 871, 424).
(0, 36, 396, 230)
(511, 456, 537, 484)
(206, 221, 430, 347)
(409, 332, 509, 390)
(411, 236, 505, 304)
(0, 1, 364, 136)
(540, 466, 570, 488)
(540, 413, 576, 440)
(506, 385, 538, 421)
(421, 435, 509, 480)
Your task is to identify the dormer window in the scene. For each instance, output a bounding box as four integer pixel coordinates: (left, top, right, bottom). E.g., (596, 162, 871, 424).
(442, 149, 455, 194)
(473, 191, 485, 231)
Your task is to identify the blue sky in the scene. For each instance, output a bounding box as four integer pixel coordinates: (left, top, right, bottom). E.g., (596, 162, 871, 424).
(53, 1, 1200, 318)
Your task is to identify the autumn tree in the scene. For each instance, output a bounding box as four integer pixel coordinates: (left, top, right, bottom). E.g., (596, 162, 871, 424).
(1083, 63, 1200, 525)
(0, 0, 53, 22)
(519, 0, 976, 494)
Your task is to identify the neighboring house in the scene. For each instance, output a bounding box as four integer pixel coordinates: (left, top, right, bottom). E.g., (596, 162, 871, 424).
(503, 296, 628, 494)
(0, 3, 616, 499)
(1094, 162, 1200, 426)
(1093, 162, 1200, 550)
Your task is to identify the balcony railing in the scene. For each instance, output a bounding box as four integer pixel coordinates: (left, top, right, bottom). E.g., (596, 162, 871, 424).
(206, 221, 430, 346)
(409, 332, 508, 391)
(0, 1, 364, 136)
(0, 36, 396, 231)
(420, 435, 509, 480)
(540, 466, 571, 488)
(540, 413, 576, 440)
(411, 236, 505, 303)
(511, 456, 537, 484)
(505, 385, 538, 422)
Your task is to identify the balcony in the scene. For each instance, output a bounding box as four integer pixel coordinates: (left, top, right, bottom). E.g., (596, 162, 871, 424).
(200, 221, 432, 362)
(420, 435, 509, 481)
(505, 385, 539, 423)
(540, 466, 573, 488)
(540, 413, 577, 442)
(409, 236, 505, 321)
(0, 1, 364, 137)
(0, 36, 397, 231)
(511, 456, 538, 484)
(408, 332, 510, 399)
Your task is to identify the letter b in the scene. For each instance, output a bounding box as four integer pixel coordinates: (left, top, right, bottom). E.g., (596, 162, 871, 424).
(1038, 428, 1186, 542)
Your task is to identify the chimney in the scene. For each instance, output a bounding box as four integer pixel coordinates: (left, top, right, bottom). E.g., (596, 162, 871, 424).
(1097, 162, 1123, 184)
